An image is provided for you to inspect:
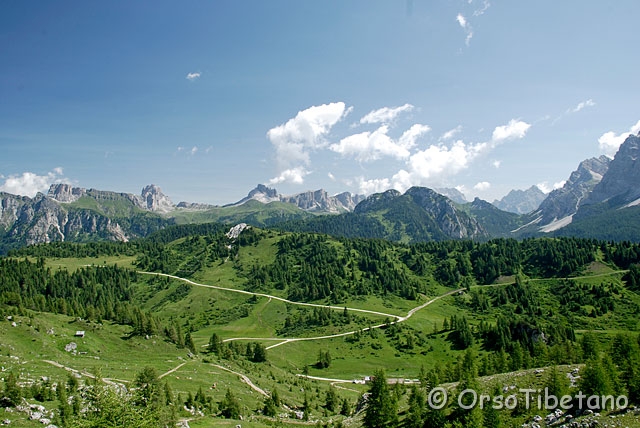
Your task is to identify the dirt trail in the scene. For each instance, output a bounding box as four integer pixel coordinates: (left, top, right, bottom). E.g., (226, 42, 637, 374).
(158, 362, 187, 379)
(211, 363, 268, 397)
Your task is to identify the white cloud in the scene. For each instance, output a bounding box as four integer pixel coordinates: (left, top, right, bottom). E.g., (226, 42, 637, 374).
(186, 72, 201, 81)
(441, 125, 462, 141)
(268, 167, 309, 185)
(473, 0, 491, 16)
(331, 123, 430, 162)
(190, 146, 198, 155)
(328, 172, 335, 181)
(492, 160, 501, 168)
(456, 14, 473, 46)
(473, 181, 491, 191)
(491, 119, 531, 143)
(537, 180, 566, 194)
(456, 13, 468, 28)
(0, 168, 66, 197)
(354, 118, 531, 194)
(267, 102, 349, 184)
(569, 99, 596, 113)
(357, 177, 391, 195)
(598, 119, 640, 157)
(359, 104, 414, 125)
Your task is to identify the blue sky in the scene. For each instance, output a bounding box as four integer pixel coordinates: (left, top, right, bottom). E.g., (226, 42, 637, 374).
(1, 1, 639, 205)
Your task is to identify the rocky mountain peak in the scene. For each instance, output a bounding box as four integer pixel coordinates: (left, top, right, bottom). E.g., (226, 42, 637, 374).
(533, 155, 611, 232)
(583, 134, 640, 206)
(493, 185, 546, 214)
(141, 184, 174, 213)
(47, 183, 86, 203)
(233, 184, 363, 213)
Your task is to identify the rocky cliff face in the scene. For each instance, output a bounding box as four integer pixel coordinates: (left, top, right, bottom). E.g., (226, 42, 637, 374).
(533, 155, 610, 231)
(234, 184, 364, 213)
(141, 184, 174, 213)
(583, 133, 640, 207)
(0, 184, 174, 253)
(48, 183, 175, 213)
(47, 183, 85, 203)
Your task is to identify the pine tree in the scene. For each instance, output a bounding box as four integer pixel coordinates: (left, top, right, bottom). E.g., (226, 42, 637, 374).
(263, 395, 277, 417)
(208, 332, 222, 355)
(405, 385, 426, 428)
(580, 357, 614, 401)
(544, 366, 570, 399)
(252, 342, 267, 362)
(325, 385, 339, 412)
(57, 382, 72, 424)
(3, 372, 22, 406)
(340, 397, 351, 416)
(185, 332, 196, 354)
(220, 389, 241, 419)
(363, 369, 397, 428)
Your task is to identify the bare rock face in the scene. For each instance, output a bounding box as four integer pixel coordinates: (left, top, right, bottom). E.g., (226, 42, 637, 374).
(47, 183, 86, 203)
(583, 133, 640, 206)
(534, 155, 610, 227)
(141, 184, 174, 213)
(0, 183, 175, 252)
(233, 184, 364, 213)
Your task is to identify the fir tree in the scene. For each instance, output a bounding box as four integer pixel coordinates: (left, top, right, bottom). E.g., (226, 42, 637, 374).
(220, 389, 241, 419)
(363, 369, 397, 428)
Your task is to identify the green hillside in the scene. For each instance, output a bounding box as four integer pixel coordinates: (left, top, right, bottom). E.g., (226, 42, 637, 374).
(3, 225, 640, 427)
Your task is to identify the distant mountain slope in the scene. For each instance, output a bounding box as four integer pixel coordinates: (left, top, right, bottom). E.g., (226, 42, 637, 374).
(231, 184, 365, 213)
(0, 189, 171, 254)
(465, 198, 526, 237)
(49, 183, 175, 214)
(279, 187, 489, 242)
(520, 155, 610, 233)
(435, 187, 468, 204)
(493, 185, 546, 214)
(171, 199, 313, 227)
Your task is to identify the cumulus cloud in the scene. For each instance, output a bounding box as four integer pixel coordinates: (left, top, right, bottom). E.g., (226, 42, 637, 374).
(0, 168, 66, 197)
(357, 177, 392, 195)
(267, 102, 349, 184)
(537, 181, 566, 194)
(456, 14, 473, 46)
(598, 119, 640, 157)
(359, 104, 414, 125)
(441, 125, 462, 141)
(268, 167, 309, 185)
(328, 172, 336, 181)
(356, 118, 531, 194)
(491, 119, 531, 143)
(569, 99, 596, 113)
(331, 123, 430, 162)
(186, 72, 201, 81)
(492, 160, 501, 168)
(474, 181, 491, 191)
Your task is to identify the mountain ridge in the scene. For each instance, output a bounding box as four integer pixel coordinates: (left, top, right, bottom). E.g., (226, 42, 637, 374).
(231, 184, 365, 213)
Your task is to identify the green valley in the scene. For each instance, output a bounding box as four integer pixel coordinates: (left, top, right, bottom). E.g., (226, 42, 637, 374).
(2, 223, 640, 427)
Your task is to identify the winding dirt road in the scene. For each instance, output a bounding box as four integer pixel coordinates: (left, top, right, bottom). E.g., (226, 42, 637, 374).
(138, 271, 462, 350)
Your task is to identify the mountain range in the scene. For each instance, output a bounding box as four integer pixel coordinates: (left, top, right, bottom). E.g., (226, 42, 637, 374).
(1, 132, 639, 252)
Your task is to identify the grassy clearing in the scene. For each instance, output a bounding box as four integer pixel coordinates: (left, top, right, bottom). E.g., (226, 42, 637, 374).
(44, 254, 138, 271)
